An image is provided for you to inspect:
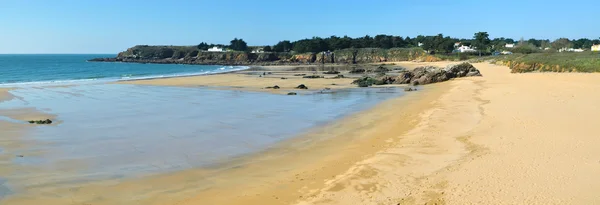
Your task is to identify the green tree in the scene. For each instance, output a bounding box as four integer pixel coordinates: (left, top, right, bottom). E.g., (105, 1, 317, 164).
(229, 38, 248, 51)
(197, 42, 209, 50)
(263, 46, 272, 52)
(273, 40, 292, 52)
(552, 38, 572, 50)
(472, 32, 491, 56)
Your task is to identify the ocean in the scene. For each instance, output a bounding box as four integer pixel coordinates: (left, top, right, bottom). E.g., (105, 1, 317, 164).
(0, 54, 247, 86)
(0, 54, 406, 204)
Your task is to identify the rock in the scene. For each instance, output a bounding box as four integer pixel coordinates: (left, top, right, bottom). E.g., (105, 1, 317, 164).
(402, 63, 481, 86)
(349, 68, 366, 74)
(302, 75, 323, 79)
(376, 75, 396, 85)
(16, 155, 24, 157)
(296, 84, 308, 89)
(404, 87, 417, 92)
(323, 70, 340, 74)
(287, 92, 297, 95)
(266, 85, 280, 89)
(324, 88, 331, 90)
(293, 74, 306, 76)
(352, 77, 379, 87)
(281, 77, 288, 79)
(333, 75, 345, 79)
(393, 71, 414, 84)
(444, 62, 482, 78)
(29, 119, 53, 125)
(374, 65, 390, 73)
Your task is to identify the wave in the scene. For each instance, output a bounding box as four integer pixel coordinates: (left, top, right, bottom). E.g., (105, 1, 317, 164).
(0, 66, 249, 87)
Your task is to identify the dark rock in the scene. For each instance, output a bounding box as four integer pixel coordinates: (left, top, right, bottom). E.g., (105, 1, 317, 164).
(280, 77, 288, 79)
(287, 92, 297, 95)
(293, 74, 306, 76)
(333, 75, 345, 79)
(404, 87, 417, 92)
(323, 70, 340, 74)
(352, 77, 379, 87)
(16, 155, 24, 157)
(266, 85, 280, 89)
(393, 71, 414, 84)
(29, 119, 53, 125)
(444, 62, 482, 78)
(393, 63, 481, 85)
(376, 75, 395, 85)
(374, 65, 390, 73)
(349, 68, 366, 74)
(302, 75, 323, 79)
(296, 84, 308, 89)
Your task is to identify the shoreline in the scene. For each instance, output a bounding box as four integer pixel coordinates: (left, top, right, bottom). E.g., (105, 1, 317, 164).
(0, 76, 446, 205)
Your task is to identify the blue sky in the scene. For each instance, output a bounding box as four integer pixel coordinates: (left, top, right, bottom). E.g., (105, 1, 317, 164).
(1, 0, 598, 54)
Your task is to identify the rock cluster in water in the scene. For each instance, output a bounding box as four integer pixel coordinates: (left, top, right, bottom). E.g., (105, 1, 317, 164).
(28, 119, 53, 124)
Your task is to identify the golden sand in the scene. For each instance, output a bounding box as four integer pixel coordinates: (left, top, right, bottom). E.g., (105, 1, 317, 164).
(119, 72, 356, 94)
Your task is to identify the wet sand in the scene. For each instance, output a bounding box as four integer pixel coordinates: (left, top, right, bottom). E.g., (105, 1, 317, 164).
(0, 88, 13, 102)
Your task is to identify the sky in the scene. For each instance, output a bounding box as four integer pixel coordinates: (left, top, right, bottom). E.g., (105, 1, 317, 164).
(1, 0, 599, 54)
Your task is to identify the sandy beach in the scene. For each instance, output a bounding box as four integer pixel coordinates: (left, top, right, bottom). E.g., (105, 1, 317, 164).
(2, 62, 600, 205)
(167, 62, 600, 204)
(119, 70, 357, 94)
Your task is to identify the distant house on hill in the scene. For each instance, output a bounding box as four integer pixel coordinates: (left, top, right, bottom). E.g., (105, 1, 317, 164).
(454, 42, 461, 47)
(457, 45, 477, 53)
(592, 44, 600, 51)
(505, 43, 515, 48)
(251, 48, 264, 53)
(207, 47, 224, 52)
(559, 48, 584, 52)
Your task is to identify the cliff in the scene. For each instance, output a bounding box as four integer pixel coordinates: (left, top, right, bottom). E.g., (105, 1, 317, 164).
(90, 45, 435, 65)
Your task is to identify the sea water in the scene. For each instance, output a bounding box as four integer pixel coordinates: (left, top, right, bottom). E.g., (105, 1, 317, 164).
(0, 54, 247, 86)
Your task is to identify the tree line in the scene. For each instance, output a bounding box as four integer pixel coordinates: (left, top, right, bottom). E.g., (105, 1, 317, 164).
(199, 34, 600, 54)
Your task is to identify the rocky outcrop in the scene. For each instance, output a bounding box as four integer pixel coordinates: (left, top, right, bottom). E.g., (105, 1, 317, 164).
(89, 46, 436, 65)
(400, 62, 482, 85)
(353, 63, 482, 87)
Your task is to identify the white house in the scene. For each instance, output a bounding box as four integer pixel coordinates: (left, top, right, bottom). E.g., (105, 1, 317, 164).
(418, 42, 424, 47)
(454, 42, 461, 47)
(592, 44, 600, 51)
(457, 45, 477, 53)
(251, 48, 264, 53)
(505, 43, 515, 48)
(559, 48, 584, 52)
(207, 47, 224, 52)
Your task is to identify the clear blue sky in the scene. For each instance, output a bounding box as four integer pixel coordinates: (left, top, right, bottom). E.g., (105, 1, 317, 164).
(1, 0, 598, 54)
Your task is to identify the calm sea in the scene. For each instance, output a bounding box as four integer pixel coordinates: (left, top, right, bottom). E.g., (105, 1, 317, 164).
(0, 54, 246, 85)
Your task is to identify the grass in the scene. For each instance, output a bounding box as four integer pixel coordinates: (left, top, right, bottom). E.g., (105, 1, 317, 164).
(490, 52, 600, 72)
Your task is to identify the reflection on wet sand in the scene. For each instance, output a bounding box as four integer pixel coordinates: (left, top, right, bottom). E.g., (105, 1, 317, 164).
(0, 84, 405, 204)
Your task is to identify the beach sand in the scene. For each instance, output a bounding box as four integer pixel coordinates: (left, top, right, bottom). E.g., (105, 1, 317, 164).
(118, 71, 357, 94)
(4, 62, 600, 204)
(0, 88, 13, 102)
(173, 62, 600, 204)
